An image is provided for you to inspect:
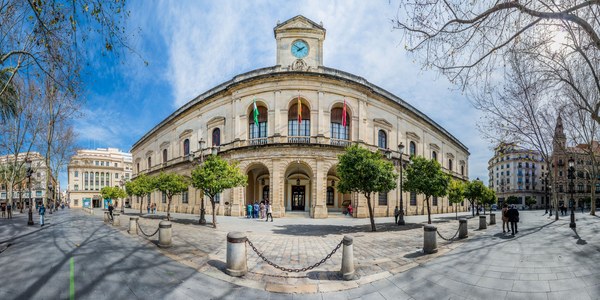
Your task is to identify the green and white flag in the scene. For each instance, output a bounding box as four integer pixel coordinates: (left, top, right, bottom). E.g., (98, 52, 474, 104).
(253, 98, 259, 126)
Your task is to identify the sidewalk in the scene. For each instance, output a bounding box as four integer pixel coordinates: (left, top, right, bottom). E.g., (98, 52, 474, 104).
(99, 208, 486, 293)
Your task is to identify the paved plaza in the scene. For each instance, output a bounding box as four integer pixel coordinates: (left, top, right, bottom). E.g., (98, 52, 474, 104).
(0, 208, 599, 299)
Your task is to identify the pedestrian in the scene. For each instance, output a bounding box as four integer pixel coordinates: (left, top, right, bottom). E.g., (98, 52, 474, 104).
(394, 206, 399, 224)
(506, 205, 519, 235)
(265, 201, 273, 222)
(260, 201, 265, 219)
(1, 203, 5, 218)
(253, 202, 259, 219)
(347, 203, 353, 217)
(152, 203, 157, 214)
(247, 203, 253, 218)
(501, 203, 509, 233)
(39, 204, 46, 226)
(147, 202, 151, 214)
(6, 203, 12, 219)
(108, 203, 114, 220)
(580, 204, 585, 214)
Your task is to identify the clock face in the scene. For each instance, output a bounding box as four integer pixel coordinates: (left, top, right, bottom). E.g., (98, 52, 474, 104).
(291, 40, 309, 58)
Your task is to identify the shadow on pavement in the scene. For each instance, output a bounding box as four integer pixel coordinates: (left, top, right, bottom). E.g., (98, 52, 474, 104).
(271, 222, 423, 236)
(306, 270, 343, 281)
(571, 228, 587, 245)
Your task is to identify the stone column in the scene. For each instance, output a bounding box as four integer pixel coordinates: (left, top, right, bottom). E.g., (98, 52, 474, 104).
(226, 232, 247, 277)
(271, 159, 285, 217)
(489, 213, 496, 225)
(129, 217, 138, 235)
(313, 159, 328, 218)
(479, 215, 487, 230)
(423, 225, 438, 254)
(340, 236, 356, 280)
(112, 213, 120, 226)
(458, 218, 468, 239)
(158, 221, 172, 248)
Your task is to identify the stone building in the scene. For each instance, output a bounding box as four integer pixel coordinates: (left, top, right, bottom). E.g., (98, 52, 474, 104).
(488, 143, 548, 209)
(551, 116, 600, 209)
(130, 15, 470, 218)
(0, 152, 55, 208)
(67, 148, 133, 209)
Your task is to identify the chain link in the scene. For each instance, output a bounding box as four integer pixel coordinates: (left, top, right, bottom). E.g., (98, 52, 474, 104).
(246, 238, 343, 273)
(436, 227, 460, 242)
(137, 221, 159, 237)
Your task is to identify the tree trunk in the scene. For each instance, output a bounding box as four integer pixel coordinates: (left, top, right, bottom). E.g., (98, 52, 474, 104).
(471, 201, 475, 217)
(591, 179, 596, 216)
(211, 198, 217, 228)
(425, 196, 431, 224)
(365, 193, 376, 232)
(139, 196, 143, 215)
(166, 196, 171, 221)
(455, 205, 457, 220)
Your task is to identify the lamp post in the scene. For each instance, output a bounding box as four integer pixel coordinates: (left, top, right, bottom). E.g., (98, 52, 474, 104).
(48, 182, 54, 214)
(568, 158, 576, 228)
(198, 139, 207, 224)
(398, 143, 405, 225)
(119, 179, 125, 213)
(25, 159, 34, 225)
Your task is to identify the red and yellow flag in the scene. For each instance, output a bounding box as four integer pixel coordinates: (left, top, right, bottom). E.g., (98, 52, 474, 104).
(297, 94, 302, 124)
(342, 99, 347, 127)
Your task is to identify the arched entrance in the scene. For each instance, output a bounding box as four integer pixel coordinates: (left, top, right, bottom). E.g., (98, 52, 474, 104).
(326, 165, 351, 214)
(284, 161, 313, 212)
(245, 163, 270, 205)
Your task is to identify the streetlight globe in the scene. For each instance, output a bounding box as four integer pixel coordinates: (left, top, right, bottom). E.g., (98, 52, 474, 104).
(398, 143, 404, 155)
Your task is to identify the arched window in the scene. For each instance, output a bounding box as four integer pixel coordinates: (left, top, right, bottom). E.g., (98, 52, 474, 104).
(250, 106, 268, 139)
(147, 157, 152, 170)
(409, 141, 416, 157)
(326, 187, 334, 206)
(461, 165, 465, 175)
(212, 128, 221, 146)
(377, 130, 387, 149)
(432, 151, 437, 161)
(378, 191, 388, 205)
(163, 149, 168, 163)
(448, 159, 453, 171)
(183, 139, 190, 156)
(262, 185, 270, 201)
(331, 107, 350, 140)
(432, 196, 438, 206)
(288, 102, 310, 136)
(410, 192, 417, 206)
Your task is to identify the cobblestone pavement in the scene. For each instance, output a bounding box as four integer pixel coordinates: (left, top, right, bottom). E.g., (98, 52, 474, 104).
(110, 209, 485, 293)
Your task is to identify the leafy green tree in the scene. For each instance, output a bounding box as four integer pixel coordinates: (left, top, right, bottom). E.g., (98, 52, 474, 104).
(191, 155, 247, 228)
(100, 186, 127, 208)
(464, 179, 486, 216)
(448, 179, 465, 220)
(126, 174, 156, 214)
(153, 172, 190, 221)
(525, 196, 537, 209)
(337, 145, 397, 231)
(403, 156, 450, 224)
(481, 188, 497, 215)
(506, 196, 520, 205)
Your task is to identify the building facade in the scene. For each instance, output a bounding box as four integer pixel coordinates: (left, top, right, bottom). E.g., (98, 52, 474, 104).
(130, 16, 470, 218)
(0, 152, 55, 208)
(67, 148, 133, 209)
(488, 143, 548, 209)
(551, 116, 600, 209)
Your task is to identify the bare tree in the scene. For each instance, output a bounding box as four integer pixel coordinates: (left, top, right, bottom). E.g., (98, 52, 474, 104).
(394, 1, 600, 126)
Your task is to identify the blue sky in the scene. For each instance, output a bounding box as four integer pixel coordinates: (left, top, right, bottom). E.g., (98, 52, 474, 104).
(68, 0, 493, 188)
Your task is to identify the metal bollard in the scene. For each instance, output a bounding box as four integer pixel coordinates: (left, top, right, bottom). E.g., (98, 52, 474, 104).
(112, 213, 121, 226)
(226, 232, 247, 277)
(458, 218, 468, 239)
(479, 215, 487, 230)
(103, 211, 109, 222)
(340, 236, 356, 280)
(158, 221, 172, 248)
(423, 225, 438, 254)
(129, 217, 138, 235)
(489, 213, 496, 225)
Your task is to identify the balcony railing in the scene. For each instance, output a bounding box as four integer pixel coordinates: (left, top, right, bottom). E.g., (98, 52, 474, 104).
(288, 136, 311, 144)
(249, 138, 268, 146)
(330, 139, 351, 147)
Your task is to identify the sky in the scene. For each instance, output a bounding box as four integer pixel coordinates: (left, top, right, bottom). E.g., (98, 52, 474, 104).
(68, 0, 493, 189)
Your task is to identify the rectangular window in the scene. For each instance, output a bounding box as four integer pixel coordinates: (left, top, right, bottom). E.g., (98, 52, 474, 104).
(74, 184, 79, 191)
(448, 199, 452, 206)
(115, 163, 118, 167)
(410, 192, 417, 206)
(74, 171, 79, 178)
(378, 192, 388, 206)
(74, 199, 79, 206)
(36, 191, 42, 197)
(162, 192, 167, 203)
(250, 122, 268, 139)
(331, 123, 349, 140)
(214, 193, 221, 204)
(115, 173, 119, 179)
(182, 191, 189, 204)
(288, 120, 310, 136)
(432, 196, 438, 206)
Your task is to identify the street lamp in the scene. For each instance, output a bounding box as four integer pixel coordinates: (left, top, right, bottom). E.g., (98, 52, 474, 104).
(398, 143, 406, 225)
(25, 159, 34, 226)
(119, 179, 125, 213)
(568, 157, 576, 228)
(48, 181, 53, 214)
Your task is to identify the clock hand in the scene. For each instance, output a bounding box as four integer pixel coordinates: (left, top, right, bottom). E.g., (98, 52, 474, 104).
(297, 46, 305, 51)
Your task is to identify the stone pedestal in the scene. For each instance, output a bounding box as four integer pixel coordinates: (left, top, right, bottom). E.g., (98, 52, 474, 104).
(458, 218, 468, 239)
(104, 211, 109, 222)
(112, 213, 120, 226)
(129, 217, 138, 235)
(341, 236, 356, 280)
(226, 232, 248, 277)
(479, 215, 487, 230)
(423, 225, 438, 254)
(158, 221, 172, 248)
(489, 213, 496, 225)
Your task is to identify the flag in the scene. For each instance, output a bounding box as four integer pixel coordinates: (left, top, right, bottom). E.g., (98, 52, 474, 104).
(342, 99, 347, 127)
(297, 94, 302, 124)
(253, 98, 259, 126)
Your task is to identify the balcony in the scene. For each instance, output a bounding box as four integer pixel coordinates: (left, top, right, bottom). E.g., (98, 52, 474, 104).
(288, 136, 311, 144)
(330, 139, 351, 147)
(249, 138, 269, 146)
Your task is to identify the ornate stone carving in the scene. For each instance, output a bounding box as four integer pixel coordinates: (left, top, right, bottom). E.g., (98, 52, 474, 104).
(291, 59, 310, 71)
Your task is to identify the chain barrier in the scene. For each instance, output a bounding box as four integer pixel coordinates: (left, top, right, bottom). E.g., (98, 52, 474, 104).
(436, 227, 460, 242)
(137, 221, 159, 237)
(246, 238, 343, 273)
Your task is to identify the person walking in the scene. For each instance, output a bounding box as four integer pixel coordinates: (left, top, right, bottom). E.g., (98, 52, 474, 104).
(108, 203, 114, 220)
(246, 203, 252, 218)
(506, 205, 519, 235)
(39, 204, 46, 226)
(253, 202, 259, 219)
(265, 201, 273, 222)
(260, 201, 266, 219)
(394, 206, 399, 224)
(6, 203, 12, 219)
(147, 202, 151, 214)
(501, 203, 509, 233)
(1, 203, 5, 218)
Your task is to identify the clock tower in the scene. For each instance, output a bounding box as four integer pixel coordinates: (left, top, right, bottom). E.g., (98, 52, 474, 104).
(274, 15, 326, 71)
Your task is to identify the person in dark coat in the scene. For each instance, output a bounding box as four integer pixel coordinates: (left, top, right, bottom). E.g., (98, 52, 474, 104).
(506, 205, 519, 235)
